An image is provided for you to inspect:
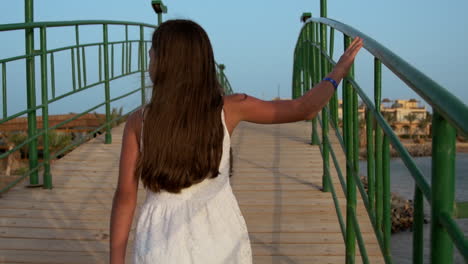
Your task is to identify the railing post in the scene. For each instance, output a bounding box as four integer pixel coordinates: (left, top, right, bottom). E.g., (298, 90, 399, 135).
(295, 58, 300, 99)
(382, 134, 391, 255)
(103, 24, 112, 144)
(431, 110, 456, 264)
(309, 21, 320, 146)
(139, 25, 146, 106)
(75, 25, 82, 89)
(298, 35, 304, 97)
(121, 42, 125, 75)
(301, 33, 307, 96)
(291, 60, 296, 99)
(298, 39, 303, 97)
(111, 44, 115, 78)
(71, 48, 76, 90)
(82, 46, 87, 86)
(413, 186, 424, 264)
(49, 53, 56, 99)
(25, 0, 40, 186)
(2, 63, 6, 119)
(313, 22, 322, 145)
(374, 58, 383, 230)
(297, 52, 302, 99)
(303, 23, 310, 97)
(320, 1, 330, 193)
(98, 45, 102, 81)
(343, 34, 356, 264)
(329, 28, 339, 128)
(301, 14, 320, 146)
(40, 26, 52, 189)
(125, 25, 129, 74)
(292, 59, 297, 99)
(366, 108, 375, 213)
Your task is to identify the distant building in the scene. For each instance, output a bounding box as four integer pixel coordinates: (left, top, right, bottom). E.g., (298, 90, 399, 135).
(337, 99, 430, 136)
(382, 99, 426, 122)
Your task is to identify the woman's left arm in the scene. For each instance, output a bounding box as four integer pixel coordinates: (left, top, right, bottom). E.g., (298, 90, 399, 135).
(109, 111, 141, 264)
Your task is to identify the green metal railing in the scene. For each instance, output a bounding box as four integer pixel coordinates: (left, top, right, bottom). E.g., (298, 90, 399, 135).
(217, 63, 234, 95)
(292, 9, 468, 264)
(0, 12, 233, 194)
(0, 20, 156, 193)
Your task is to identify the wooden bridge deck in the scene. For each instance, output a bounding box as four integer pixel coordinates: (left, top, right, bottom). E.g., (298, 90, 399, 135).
(0, 121, 383, 263)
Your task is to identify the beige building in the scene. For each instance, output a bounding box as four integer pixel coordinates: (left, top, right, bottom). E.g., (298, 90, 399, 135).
(382, 99, 426, 122)
(337, 99, 430, 136)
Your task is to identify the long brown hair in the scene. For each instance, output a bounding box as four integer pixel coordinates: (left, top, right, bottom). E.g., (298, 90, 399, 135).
(136, 19, 225, 193)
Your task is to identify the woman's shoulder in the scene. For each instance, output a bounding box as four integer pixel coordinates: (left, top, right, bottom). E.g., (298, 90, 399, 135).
(123, 106, 145, 139)
(222, 94, 250, 133)
(222, 93, 249, 114)
(223, 93, 248, 104)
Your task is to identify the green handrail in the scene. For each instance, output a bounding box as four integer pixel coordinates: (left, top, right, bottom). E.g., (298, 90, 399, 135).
(293, 11, 468, 264)
(0, 20, 233, 194)
(0, 20, 156, 193)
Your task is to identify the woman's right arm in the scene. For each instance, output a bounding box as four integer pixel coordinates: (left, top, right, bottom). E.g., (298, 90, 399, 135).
(229, 37, 363, 125)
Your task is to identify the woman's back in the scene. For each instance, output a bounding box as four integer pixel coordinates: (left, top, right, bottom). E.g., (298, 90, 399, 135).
(132, 106, 252, 264)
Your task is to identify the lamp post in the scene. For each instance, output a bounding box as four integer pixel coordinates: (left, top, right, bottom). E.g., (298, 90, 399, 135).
(300, 12, 311, 23)
(25, 0, 41, 187)
(151, 0, 168, 25)
(218, 64, 226, 89)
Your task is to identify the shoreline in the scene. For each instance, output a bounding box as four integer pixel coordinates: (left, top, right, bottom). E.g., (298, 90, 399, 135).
(359, 142, 468, 159)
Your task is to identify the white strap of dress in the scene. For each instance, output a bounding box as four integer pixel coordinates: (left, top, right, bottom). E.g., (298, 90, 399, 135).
(140, 107, 146, 153)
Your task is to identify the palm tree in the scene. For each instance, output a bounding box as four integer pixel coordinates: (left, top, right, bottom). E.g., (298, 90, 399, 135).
(40, 130, 72, 158)
(417, 114, 431, 139)
(404, 113, 418, 139)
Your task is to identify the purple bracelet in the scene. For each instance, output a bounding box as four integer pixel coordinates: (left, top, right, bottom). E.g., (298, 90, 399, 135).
(323, 77, 338, 90)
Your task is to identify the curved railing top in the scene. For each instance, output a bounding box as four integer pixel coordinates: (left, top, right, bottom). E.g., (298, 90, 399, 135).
(304, 17, 468, 137)
(0, 20, 157, 31)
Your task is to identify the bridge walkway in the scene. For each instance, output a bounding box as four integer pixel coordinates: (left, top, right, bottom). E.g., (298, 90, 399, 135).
(0, 121, 384, 263)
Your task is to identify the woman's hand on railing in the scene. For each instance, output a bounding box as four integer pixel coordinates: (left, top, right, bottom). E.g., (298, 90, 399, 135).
(331, 37, 363, 79)
(302, 36, 363, 120)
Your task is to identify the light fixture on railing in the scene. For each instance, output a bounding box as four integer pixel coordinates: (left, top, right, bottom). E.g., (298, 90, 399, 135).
(151, 0, 168, 25)
(300, 12, 312, 23)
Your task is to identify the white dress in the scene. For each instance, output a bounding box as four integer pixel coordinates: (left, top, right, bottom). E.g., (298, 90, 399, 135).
(132, 108, 252, 264)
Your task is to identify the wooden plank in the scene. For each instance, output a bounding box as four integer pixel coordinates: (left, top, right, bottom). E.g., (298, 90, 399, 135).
(231, 122, 383, 261)
(0, 121, 384, 263)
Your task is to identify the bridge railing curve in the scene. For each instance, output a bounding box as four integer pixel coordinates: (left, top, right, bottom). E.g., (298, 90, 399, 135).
(292, 14, 468, 264)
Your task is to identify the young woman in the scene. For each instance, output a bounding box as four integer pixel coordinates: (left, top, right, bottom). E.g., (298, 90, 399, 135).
(109, 19, 363, 264)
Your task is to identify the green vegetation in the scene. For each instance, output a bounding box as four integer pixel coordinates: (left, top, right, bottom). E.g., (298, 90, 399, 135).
(94, 106, 127, 134)
(42, 130, 72, 156)
(404, 113, 418, 139)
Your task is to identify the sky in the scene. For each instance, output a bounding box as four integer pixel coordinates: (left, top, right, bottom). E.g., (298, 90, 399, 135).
(1, 0, 467, 116)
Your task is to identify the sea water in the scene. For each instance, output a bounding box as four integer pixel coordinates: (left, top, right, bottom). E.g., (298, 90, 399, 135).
(359, 153, 468, 263)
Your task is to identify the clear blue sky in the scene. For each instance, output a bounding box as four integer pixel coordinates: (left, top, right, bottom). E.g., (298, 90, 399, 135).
(1, 0, 467, 115)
